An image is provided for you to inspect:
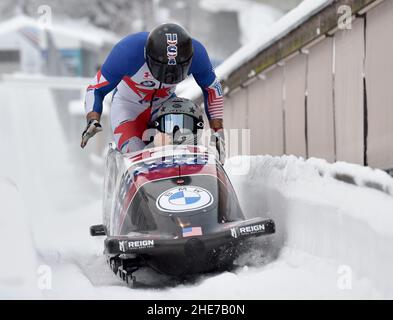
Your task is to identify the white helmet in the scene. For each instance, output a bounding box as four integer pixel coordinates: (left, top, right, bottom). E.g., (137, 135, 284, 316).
(152, 97, 204, 144)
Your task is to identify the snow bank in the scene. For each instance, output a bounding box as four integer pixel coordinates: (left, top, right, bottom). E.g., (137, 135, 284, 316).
(308, 158, 393, 196)
(226, 155, 393, 296)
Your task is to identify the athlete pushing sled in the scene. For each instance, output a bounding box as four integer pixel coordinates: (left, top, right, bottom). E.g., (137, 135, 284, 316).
(80, 22, 225, 163)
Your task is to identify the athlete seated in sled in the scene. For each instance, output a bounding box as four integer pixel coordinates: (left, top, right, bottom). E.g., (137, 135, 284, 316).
(147, 97, 206, 149)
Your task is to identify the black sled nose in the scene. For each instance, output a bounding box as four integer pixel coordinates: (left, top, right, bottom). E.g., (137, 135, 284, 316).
(184, 237, 205, 259)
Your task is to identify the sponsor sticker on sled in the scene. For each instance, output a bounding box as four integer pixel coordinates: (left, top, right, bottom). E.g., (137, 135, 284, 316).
(119, 240, 155, 252)
(239, 224, 265, 236)
(156, 186, 213, 212)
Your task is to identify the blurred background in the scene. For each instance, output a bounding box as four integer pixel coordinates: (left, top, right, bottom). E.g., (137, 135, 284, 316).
(0, 0, 301, 76)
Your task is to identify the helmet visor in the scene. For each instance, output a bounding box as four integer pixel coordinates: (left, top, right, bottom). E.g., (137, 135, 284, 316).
(147, 55, 192, 84)
(156, 114, 197, 135)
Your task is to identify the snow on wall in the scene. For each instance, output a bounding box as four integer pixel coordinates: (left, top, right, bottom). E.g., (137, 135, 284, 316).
(226, 155, 393, 295)
(178, 0, 332, 100)
(307, 158, 393, 196)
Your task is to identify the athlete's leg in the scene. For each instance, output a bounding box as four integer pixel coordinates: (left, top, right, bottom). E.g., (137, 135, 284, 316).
(110, 97, 152, 153)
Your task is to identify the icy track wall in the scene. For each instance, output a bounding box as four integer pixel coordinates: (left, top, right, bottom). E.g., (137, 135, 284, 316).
(0, 78, 108, 298)
(0, 178, 39, 298)
(226, 155, 393, 296)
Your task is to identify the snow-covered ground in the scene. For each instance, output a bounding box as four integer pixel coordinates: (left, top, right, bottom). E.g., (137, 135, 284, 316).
(1, 76, 393, 299)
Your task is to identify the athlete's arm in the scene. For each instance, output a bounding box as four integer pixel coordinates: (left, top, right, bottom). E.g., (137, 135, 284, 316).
(191, 40, 224, 130)
(81, 43, 127, 148)
(84, 41, 132, 122)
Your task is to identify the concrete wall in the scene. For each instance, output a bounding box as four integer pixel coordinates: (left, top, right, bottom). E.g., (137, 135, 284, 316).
(223, 0, 393, 170)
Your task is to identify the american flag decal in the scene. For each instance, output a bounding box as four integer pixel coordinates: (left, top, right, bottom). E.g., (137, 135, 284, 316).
(166, 33, 178, 65)
(206, 80, 224, 119)
(182, 226, 203, 238)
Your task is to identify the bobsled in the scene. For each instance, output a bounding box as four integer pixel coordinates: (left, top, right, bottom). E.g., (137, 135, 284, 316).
(89, 97, 275, 286)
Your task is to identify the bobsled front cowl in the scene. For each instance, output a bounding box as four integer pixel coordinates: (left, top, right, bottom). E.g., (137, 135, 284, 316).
(116, 161, 245, 238)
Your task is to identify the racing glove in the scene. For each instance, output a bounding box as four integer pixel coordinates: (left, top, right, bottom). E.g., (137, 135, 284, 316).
(80, 119, 102, 148)
(211, 129, 226, 165)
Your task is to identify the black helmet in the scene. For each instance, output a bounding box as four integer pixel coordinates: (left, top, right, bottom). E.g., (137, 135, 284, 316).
(145, 23, 193, 84)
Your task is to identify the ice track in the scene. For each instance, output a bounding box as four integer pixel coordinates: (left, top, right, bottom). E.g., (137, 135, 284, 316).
(1, 82, 393, 299)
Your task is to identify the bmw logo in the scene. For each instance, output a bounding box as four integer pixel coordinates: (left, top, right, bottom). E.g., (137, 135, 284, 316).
(156, 186, 213, 213)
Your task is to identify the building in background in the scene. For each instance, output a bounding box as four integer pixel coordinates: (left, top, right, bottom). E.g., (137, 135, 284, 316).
(0, 15, 118, 77)
(0, 0, 292, 70)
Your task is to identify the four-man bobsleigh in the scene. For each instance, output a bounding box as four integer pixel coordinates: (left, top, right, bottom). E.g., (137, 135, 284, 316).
(90, 97, 275, 286)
